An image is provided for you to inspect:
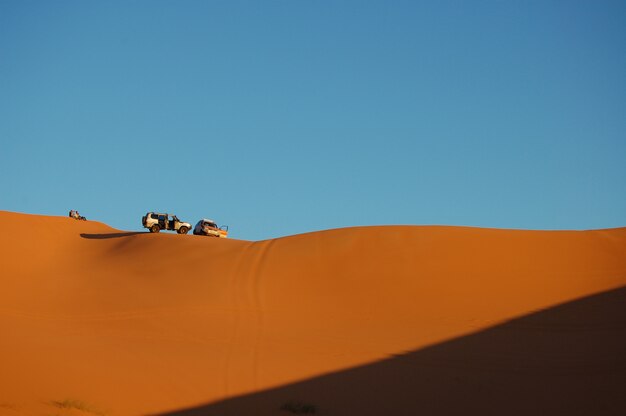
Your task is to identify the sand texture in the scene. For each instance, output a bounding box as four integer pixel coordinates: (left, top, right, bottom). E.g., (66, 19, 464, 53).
(1, 211, 625, 415)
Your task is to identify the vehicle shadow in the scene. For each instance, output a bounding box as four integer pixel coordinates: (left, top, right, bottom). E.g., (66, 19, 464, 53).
(80, 232, 146, 239)
(156, 286, 626, 416)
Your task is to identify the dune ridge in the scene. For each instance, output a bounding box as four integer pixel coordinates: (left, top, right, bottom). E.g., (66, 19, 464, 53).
(0, 211, 624, 415)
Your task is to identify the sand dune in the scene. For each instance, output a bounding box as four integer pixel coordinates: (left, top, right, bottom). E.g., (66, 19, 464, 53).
(0, 210, 624, 415)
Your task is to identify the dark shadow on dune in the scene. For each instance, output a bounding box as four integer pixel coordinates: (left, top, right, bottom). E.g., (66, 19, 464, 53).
(80, 232, 146, 239)
(158, 286, 626, 416)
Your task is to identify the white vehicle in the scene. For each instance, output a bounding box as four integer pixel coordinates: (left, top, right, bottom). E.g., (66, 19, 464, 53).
(68, 210, 86, 221)
(142, 212, 191, 234)
(193, 219, 229, 238)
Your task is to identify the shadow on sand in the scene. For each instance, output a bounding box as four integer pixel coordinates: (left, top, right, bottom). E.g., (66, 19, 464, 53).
(80, 232, 146, 239)
(157, 286, 626, 416)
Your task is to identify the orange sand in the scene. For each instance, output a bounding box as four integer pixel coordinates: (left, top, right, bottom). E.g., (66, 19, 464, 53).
(0, 211, 624, 415)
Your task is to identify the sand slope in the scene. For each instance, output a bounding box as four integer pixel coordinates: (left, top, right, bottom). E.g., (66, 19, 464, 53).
(0, 211, 624, 415)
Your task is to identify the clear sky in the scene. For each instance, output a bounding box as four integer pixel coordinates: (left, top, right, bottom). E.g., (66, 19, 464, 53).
(1, 0, 625, 240)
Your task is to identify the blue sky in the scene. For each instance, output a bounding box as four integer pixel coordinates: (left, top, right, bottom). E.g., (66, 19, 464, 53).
(1, 0, 625, 240)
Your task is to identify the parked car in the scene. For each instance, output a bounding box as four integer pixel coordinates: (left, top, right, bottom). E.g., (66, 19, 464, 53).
(69, 210, 86, 220)
(142, 212, 191, 234)
(193, 219, 229, 238)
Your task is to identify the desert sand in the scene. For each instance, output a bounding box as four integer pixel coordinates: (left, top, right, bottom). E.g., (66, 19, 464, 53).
(0, 210, 624, 415)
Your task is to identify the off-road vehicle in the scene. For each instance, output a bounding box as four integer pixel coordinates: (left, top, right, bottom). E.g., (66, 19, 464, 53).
(69, 210, 86, 220)
(142, 212, 191, 234)
(193, 219, 229, 238)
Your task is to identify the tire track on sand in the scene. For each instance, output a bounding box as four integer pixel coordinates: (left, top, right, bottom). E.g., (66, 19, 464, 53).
(250, 239, 276, 389)
(222, 239, 275, 396)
